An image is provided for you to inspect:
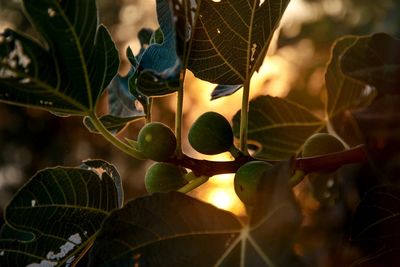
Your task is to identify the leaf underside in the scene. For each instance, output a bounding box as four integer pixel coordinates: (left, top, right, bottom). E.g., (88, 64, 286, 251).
(89, 163, 304, 267)
(351, 186, 400, 267)
(233, 95, 325, 160)
(89, 192, 242, 267)
(188, 0, 290, 85)
(0, 161, 122, 267)
(0, 0, 119, 116)
(325, 36, 375, 119)
(340, 33, 400, 94)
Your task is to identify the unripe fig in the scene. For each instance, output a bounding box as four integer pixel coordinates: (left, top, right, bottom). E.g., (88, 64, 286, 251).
(302, 133, 345, 206)
(188, 112, 233, 155)
(302, 133, 345, 157)
(145, 162, 188, 193)
(138, 122, 177, 161)
(234, 161, 272, 206)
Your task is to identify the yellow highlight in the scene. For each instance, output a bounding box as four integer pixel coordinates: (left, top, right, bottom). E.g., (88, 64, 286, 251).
(145, 134, 152, 142)
(207, 190, 234, 210)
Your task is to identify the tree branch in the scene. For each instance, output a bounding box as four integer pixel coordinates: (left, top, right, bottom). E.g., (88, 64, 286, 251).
(166, 145, 369, 177)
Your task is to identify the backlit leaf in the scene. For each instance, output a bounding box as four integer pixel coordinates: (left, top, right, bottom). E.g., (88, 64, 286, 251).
(325, 36, 376, 119)
(88, 161, 305, 267)
(188, 0, 291, 85)
(88, 192, 242, 267)
(233, 96, 325, 160)
(0, 161, 122, 267)
(0, 0, 119, 116)
(340, 33, 400, 94)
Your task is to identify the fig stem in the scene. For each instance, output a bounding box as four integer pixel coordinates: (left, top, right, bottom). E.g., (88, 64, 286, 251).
(239, 79, 250, 154)
(167, 145, 369, 178)
(175, 74, 185, 159)
(288, 170, 306, 187)
(145, 97, 153, 123)
(178, 175, 209, 193)
(229, 145, 242, 158)
(88, 112, 146, 160)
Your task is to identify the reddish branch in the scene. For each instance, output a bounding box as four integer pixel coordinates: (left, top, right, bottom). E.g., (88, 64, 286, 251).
(167, 145, 369, 177)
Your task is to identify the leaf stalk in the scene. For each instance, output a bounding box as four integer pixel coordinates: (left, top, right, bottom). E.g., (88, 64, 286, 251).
(239, 79, 251, 154)
(88, 112, 146, 160)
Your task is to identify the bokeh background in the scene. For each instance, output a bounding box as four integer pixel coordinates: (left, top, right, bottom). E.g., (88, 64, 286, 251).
(0, 0, 399, 265)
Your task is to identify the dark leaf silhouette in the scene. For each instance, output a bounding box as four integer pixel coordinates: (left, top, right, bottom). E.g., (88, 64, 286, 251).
(0, 0, 119, 116)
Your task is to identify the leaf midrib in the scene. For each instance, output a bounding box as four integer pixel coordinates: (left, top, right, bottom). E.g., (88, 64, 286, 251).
(53, 1, 93, 110)
(248, 121, 324, 133)
(0, 63, 90, 113)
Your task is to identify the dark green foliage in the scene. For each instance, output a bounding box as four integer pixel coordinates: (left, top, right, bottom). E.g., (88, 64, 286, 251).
(138, 122, 177, 161)
(144, 162, 188, 193)
(89, 192, 242, 266)
(0, 0, 118, 116)
(189, 111, 234, 155)
(234, 161, 273, 206)
(340, 33, 400, 94)
(89, 162, 304, 267)
(0, 161, 122, 267)
(351, 186, 400, 266)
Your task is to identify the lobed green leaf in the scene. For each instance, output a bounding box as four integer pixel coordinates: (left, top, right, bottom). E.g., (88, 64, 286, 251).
(0, 0, 119, 116)
(0, 160, 122, 267)
(188, 0, 290, 85)
(233, 96, 325, 160)
(88, 161, 305, 267)
(340, 33, 400, 95)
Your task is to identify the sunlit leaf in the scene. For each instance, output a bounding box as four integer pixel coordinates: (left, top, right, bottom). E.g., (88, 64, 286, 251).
(325, 36, 376, 119)
(188, 0, 290, 85)
(0, 161, 122, 267)
(88, 161, 305, 267)
(350, 186, 400, 267)
(340, 33, 400, 94)
(233, 96, 325, 160)
(211, 84, 242, 100)
(0, 0, 119, 116)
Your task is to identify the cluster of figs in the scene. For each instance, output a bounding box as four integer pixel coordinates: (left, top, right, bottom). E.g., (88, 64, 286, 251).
(137, 111, 345, 206)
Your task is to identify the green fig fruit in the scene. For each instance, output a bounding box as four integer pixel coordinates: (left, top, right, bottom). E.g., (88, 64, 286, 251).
(234, 161, 272, 206)
(188, 111, 234, 155)
(302, 133, 346, 206)
(138, 122, 177, 161)
(145, 162, 188, 193)
(302, 133, 345, 157)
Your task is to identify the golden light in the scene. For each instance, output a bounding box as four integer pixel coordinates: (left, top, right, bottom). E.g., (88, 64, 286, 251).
(193, 174, 246, 216)
(207, 190, 233, 210)
(187, 153, 246, 216)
